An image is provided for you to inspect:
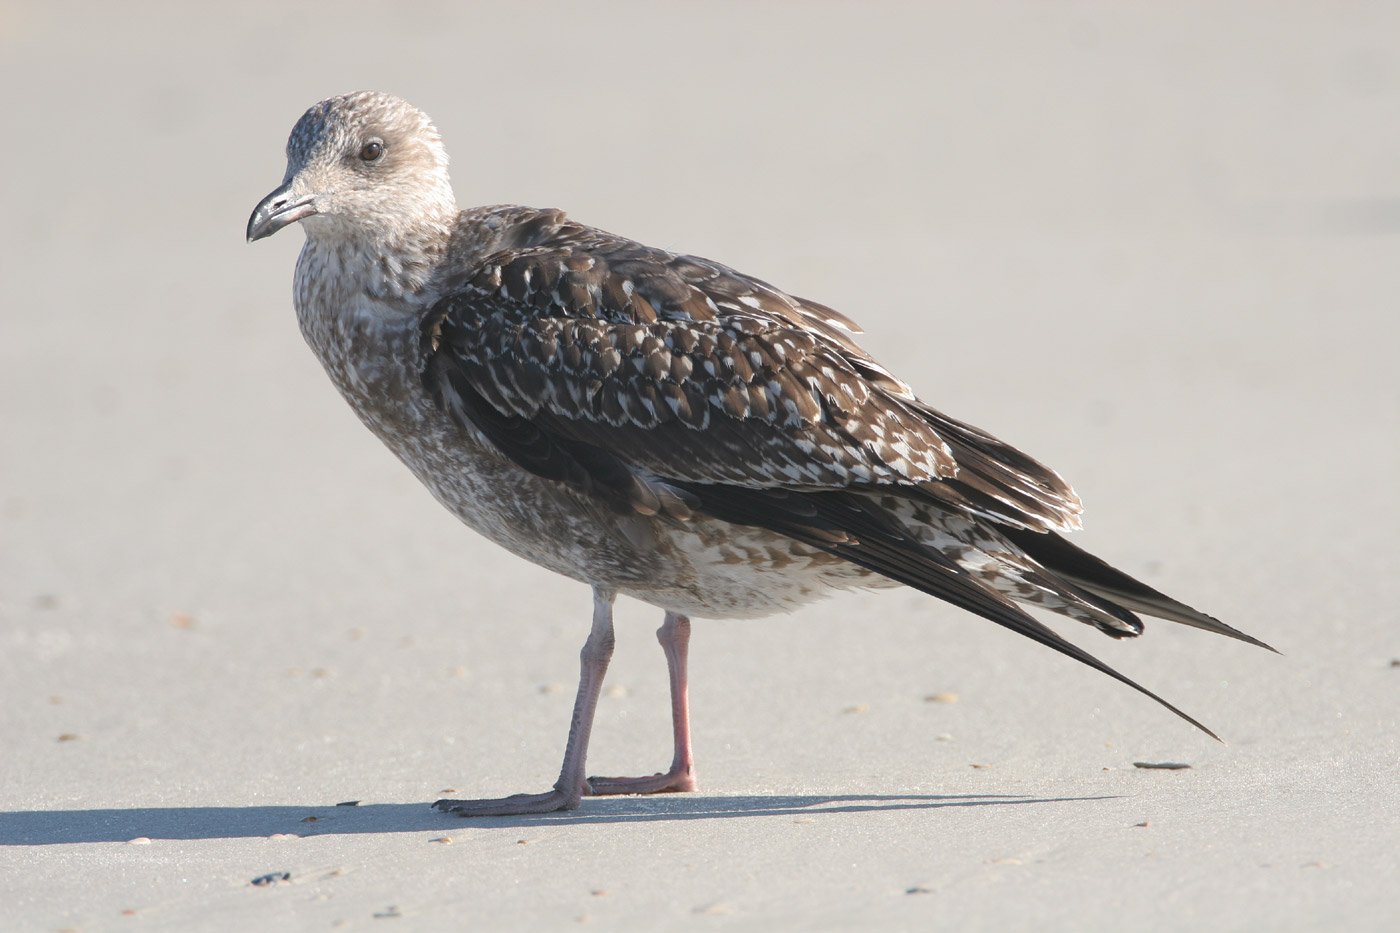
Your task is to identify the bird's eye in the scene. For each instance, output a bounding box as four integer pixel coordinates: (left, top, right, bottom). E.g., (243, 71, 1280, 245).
(359, 139, 385, 162)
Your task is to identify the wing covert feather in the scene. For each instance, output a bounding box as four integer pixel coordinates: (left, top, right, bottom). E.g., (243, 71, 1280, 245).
(424, 209, 1082, 530)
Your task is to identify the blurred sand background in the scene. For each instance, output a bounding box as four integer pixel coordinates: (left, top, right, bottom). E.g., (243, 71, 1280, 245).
(2, 2, 1397, 929)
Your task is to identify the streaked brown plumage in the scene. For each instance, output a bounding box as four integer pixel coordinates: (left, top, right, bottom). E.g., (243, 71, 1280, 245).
(248, 92, 1272, 817)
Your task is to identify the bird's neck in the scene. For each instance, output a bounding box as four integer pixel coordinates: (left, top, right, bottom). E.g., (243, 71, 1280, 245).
(291, 206, 459, 400)
(297, 207, 456, 305)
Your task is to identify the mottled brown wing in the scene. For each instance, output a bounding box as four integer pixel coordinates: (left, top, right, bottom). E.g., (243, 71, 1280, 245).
(423, 213, 1081, 530)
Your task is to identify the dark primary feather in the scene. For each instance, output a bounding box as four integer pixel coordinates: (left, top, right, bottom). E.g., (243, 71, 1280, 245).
(998, 527, 1277, 652)
(421, 207, 1263, 738)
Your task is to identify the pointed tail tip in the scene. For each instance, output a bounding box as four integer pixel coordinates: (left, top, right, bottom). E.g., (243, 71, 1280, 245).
(1168, 607, 1280, 657)
(1176, 707, 1223, 743)
(1234, 629, 1280, 655)
(1214, 621, 1279, 655)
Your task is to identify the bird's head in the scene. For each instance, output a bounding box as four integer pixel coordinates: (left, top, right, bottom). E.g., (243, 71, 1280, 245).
(247, 91, 455, 246)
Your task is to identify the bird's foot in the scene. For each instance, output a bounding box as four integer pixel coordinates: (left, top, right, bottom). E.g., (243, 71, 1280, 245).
(433, 787, 582, 817)
(585, 766, 697, 796)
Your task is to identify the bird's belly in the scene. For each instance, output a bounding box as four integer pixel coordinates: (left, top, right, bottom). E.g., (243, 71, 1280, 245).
(398, 423, 886, 617)
(310, 327, 879, 620)
(350, 393, 881, 620)
(640, 517, 894, 619)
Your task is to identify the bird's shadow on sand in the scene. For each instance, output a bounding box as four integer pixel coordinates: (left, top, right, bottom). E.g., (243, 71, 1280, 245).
(1, 793, 1113, 845)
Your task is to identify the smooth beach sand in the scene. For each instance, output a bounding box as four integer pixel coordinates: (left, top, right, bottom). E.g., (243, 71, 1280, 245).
(2, 2, 1397, 929)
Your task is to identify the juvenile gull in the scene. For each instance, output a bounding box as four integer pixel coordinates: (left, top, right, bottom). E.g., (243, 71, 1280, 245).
(248, 92, 1272, 817)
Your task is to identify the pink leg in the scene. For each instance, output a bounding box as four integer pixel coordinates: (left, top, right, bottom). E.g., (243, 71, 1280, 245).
(587, 611, 698, 795)
(435, 587, 617, 816)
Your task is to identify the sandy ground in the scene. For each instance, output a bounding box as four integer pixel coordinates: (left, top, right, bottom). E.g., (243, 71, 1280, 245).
(2, 2, 1398, 930)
